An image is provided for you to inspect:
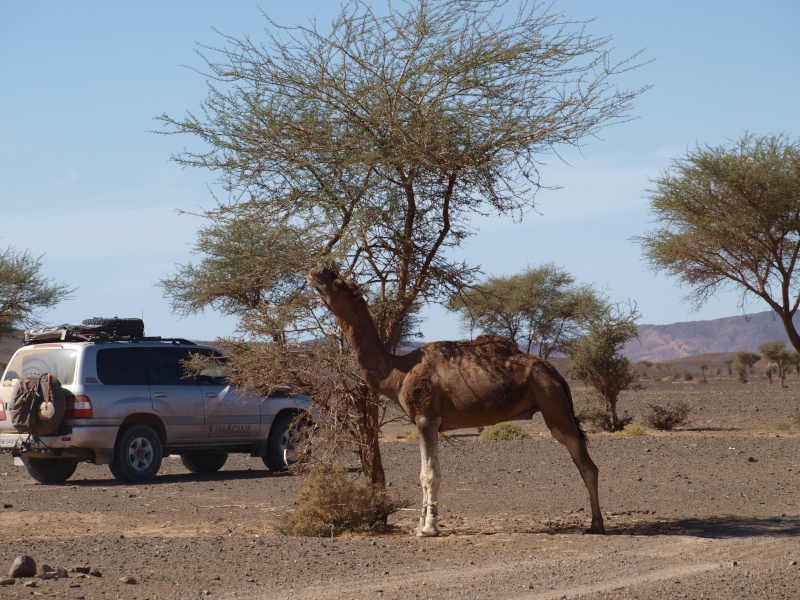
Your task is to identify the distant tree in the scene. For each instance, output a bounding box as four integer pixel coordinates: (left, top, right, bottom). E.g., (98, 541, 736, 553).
(724, 358, 734, 377)
(735, 351, 761, 384)
(638, 134, 800, 354)
(567, 303, 640, 431)
(758, 340, 799, 389)
(158, 0, 646, 485)
(449, 264, 602, 357)
(699, 362, 708, 383)
(0, 245, 73, 337)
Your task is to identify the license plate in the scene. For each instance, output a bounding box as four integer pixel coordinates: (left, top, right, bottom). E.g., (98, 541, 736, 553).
(0, 434, 21, 448)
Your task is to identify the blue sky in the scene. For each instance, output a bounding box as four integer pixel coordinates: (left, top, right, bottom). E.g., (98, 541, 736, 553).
(1, 1, 798, 341)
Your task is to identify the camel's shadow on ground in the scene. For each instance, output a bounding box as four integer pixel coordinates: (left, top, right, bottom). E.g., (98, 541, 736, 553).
(529, 516, 800, 539)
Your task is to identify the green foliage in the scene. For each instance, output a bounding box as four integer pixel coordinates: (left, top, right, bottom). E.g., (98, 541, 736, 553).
(449, 264, 602, 358)
(567, 303, 640, 430)
(644, 401, 692, 431)
(478, 422, 532, 441)
(638, 133, 800, 354)
(0, 246, 73, 337)
(736, 351, 761, 383)
(280, 465, 410, 537)
(682, 370, 693, 381)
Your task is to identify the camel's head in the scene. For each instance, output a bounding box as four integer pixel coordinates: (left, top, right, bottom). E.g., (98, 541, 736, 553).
(306, 267, 363, 312)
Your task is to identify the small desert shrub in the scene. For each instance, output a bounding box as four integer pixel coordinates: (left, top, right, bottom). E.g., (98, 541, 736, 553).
(478, 422, 531, 441)
(682, 371, 693, 381)
(280, 465, 410, 537)
(576, 405, 633, 433)
(644, 401, 692, 431)
(613, 423, 647, 437)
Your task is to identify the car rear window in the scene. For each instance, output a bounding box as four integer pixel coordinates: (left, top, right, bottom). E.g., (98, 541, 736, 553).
(3, 348, 78, 385)
(96, 347, 148, 385)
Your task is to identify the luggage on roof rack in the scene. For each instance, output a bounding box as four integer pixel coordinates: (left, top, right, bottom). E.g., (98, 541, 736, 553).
(23, 317, 145, 345)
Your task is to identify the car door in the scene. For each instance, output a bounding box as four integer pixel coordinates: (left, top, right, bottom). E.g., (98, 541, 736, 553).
(197, 358, 262, 441)
(145, 347, 206, 442)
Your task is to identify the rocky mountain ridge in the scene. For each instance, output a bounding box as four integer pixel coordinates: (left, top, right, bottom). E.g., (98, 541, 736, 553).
(622, 309, 797, 362)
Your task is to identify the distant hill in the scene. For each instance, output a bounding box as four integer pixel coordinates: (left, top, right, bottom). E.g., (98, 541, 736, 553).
(623, 310, 797, 362)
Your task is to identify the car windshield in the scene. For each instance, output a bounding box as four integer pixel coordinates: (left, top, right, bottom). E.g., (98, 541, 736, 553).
(2, 347, 78, 386)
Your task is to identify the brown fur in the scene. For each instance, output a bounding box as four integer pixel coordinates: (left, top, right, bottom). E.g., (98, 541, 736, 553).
(307, 268, 604, 535)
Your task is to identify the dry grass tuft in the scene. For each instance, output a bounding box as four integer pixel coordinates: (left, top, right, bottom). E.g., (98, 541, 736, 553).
(478, 422, 532, 441)
(613, 423, 648, 437)
(280, 465, 410, 537)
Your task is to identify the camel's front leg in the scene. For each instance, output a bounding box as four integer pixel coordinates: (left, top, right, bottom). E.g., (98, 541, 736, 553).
(415, 416, 442, 537)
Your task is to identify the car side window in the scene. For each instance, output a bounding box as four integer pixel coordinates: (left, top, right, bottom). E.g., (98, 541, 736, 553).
(96, 348, 148, 385)
(145, 347, 218, 386)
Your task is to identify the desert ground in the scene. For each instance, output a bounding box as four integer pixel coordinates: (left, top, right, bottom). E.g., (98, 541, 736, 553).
(1, 375, 799, 599)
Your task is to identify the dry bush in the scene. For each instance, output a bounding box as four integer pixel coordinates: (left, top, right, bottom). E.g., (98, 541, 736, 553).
(576, 405, 633, 433)
(478, 422, 532, 440)
(644, 401, 692, 430)
(280, 465, 410, 537)
(613, 423, 647, 437)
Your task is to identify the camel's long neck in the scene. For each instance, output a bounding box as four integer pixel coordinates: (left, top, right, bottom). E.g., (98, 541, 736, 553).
(331, 296, 402, 397)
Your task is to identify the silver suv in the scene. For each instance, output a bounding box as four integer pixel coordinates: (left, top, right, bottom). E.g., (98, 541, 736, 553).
(0, 326, 311, 484)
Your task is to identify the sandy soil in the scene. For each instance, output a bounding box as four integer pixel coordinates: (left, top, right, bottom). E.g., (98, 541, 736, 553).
(1, 379, 799, 599)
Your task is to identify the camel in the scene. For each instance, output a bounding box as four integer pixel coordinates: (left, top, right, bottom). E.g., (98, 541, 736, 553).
(306, 267, 604, 536)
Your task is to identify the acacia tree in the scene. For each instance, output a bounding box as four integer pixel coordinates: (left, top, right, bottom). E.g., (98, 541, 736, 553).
(449, 264, 601, 357)
(0, 245, 73, 337)
(638, 134, 800, 353)
(758, 340, 798, 389)
(158, 0, 645, 484)
(566, 303, 639, 431)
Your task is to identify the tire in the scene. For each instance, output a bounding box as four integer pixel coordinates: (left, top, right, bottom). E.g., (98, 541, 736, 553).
(110, 424, 163, 483)
(26, 458, 78, 484)
(180, 452, 228, 474)
(263, 412, 310, 472)
(81, 317, 145, 338)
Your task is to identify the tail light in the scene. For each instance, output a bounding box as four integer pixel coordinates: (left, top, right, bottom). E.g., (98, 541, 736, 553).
(65, 394, 93, 419)
(0, 403, 5, 421)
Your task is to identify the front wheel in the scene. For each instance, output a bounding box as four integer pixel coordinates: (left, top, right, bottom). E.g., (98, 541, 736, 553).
(26, 458, 78, 484)
(110, 424, 163, 483)
(263, 412, 310, 472)
(180, 452, 228, 473)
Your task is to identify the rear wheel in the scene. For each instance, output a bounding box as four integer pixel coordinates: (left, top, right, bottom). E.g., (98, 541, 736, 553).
(180, 452, 228, 473)
(110, 424, 163, 482)
(263, 412, 310, 472)
(26, 458, 78, 484)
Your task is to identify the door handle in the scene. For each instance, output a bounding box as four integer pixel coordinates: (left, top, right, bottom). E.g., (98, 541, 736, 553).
(204, 393, 219, 399)
(152, 393, 167, 399)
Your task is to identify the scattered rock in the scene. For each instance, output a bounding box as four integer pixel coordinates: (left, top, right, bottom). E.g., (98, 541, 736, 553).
(23, 580, 38, 588)
(39, 572, 58, 580)
(72, 565, 91, 574)
(56, 567, 69, 578)
(0, 576, 15, 586)
(89, 568, 102, 577)
(790, 560, 797, 567)
(748, 457, 758, 463)
(40, 564, 54, 573)
(120, 575, 137, 584)
(8, 555, 36, 578)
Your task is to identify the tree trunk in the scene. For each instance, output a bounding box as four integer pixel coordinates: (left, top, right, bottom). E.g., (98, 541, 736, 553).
(356, 387, 386, 486)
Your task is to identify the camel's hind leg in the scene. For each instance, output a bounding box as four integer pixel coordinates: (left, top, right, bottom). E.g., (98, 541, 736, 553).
(415, 415, 442, 537)
(540, 403, 605, 534)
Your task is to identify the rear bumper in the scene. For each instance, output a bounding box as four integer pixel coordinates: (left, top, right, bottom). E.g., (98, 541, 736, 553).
(0, 426, 117, 463)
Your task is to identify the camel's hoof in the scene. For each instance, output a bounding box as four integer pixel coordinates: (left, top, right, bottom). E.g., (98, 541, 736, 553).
(585, 524, 605, 535)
